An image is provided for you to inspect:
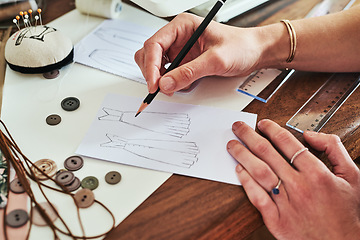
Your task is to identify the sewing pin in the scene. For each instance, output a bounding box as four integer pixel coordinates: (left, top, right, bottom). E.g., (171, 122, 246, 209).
(28, 9, 33, 21)
(34, 15, 39, 27)
(24, 12, 31, 27)
(37, 8, 42, 25)
(12, 18, 20, 31)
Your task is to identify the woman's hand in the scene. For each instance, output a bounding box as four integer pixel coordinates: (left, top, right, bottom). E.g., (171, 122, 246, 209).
(227, 119, 360, 240)
(135, 13, 263, 95)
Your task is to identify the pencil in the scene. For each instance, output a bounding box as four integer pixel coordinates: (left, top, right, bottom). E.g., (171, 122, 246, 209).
(135, 0, 227, 117)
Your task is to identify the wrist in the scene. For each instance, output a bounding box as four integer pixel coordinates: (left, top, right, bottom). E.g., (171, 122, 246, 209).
(255, 23, 292, 70)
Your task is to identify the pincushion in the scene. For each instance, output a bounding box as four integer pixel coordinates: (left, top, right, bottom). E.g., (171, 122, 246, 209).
(5, 25, 73, 74)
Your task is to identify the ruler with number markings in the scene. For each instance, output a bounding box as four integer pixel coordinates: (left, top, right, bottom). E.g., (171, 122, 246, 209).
(286, 73, 360, 133)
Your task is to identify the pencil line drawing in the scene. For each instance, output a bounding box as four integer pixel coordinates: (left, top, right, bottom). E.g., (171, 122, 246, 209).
(101, 134, 200, 168)
(99, 107, 190, 138)
(89, 49, 144, 82)
(94, 27, 149, 47)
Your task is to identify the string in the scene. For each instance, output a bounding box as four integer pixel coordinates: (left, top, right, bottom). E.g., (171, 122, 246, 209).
(0, 120, 116, 239)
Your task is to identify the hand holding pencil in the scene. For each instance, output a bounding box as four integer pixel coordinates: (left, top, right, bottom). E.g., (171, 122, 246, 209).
(135, 0, 228, 116)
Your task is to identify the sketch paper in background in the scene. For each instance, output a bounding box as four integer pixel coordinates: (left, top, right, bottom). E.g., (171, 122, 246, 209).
(74, 19, 156, 83)
(76, 94, 257, 185)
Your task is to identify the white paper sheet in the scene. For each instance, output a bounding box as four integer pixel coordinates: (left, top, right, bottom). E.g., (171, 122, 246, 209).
(74, 19, 157, 84)
(76, 94, 257, 185)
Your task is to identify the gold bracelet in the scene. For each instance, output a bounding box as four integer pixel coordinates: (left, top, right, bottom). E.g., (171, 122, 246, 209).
(280, 19, 297, 63)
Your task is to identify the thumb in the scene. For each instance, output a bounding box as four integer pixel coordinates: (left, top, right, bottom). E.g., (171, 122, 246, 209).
(304, 131, 358, 180)
(159, 52, 215, 94)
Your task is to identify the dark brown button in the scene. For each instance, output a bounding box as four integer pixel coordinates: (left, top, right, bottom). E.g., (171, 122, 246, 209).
(32, 202, 58, 226)
(43, 69, 60, 79)
(74, 188, 95, 208)
(6, 209, 29, 228)
(64, 156, 84, 171)
(105, 171, 121, 185)
(81, 176, 99, 190)
(55, 171, 75, 186)
(63, 177, 81, 192)
(46, 114, 61, 126)
(10, 178, 27, 194)
(32, 159, 58, 180)
(61, 97, 80, 111)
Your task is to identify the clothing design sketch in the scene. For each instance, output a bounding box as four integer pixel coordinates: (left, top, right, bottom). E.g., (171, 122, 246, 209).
(90, 27, 149, 83)
(99, 108, 190, 138)
(101, 134, 200, 168)
(94, 28, 149, 47)
(89, 49, 144, 82)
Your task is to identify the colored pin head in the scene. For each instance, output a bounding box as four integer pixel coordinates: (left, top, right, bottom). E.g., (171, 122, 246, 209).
(37, 8, 42, 25)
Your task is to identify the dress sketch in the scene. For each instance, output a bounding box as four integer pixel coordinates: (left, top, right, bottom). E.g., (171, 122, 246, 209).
(101, 134, 200, 168)
(99, 108, 190, 138)
(94, 28, 148, 46)
(89, 49, 144, 82)
(85, 27, 151, 83)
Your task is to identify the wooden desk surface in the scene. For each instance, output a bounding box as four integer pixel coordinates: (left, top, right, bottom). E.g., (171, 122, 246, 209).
(7, 0, 360, 239)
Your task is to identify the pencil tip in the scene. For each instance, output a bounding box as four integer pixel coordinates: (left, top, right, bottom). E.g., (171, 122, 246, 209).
(135, 102, 148, 117)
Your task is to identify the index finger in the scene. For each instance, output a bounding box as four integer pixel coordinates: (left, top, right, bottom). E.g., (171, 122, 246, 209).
(141, 14, 199, 93)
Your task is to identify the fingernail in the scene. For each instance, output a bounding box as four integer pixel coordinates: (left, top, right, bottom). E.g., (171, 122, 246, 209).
(161, 76, 175, 91)
(257, 119, 266, 130)
(235, 164, 243, 173)
(232, 121, 243, 131)
(227, 140, 235, 150)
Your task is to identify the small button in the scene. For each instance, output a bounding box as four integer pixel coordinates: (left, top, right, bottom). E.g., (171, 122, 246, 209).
(46, 114, 61, 126)
(55, 171, 75, 186)
(61, 97, 80, 111)
(63, 177, 81, 192)
(10, 178, 28, 194)
(6, 209, 29, 228)
(55, 169, 67, 177)
(32, 202, 58, 226)
(64, 156, 84, 171)
(31, 159, 58, 180)
(43, 69, 60, 79)
(81, 176, 99, 190)
(105, 171, 121, 185)
(74, 188, 95, 208)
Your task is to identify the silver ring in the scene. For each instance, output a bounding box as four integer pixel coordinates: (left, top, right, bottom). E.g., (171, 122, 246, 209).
(290, 148, 308, 165)
(272, 179, 281, 195)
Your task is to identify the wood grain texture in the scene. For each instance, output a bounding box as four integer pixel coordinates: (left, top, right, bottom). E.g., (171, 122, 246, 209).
(17, 0, 360, 239)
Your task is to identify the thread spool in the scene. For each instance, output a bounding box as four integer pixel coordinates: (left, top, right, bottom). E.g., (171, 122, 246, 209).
(75, 0, 122, 19)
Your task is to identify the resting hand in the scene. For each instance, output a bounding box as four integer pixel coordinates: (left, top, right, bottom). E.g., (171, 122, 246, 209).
(227, 119, 360, 240)
(135, 13, 262, 95)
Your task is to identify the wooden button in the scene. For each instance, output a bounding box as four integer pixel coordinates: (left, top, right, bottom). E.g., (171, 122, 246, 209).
(46, 114, 61, 126)
(10, 178, 28, 194)
(32, 202, 58, 226)
(31, 159, 58, 180)
(6, 209, 29, 228)
(105, 171, 121, 185)
(55, 171, 75, 186)
(43, 69, 60, 79)
(63, 177, 81, 192)
(64, 156, 84, 171)
(74, 189, 95, 208)
(81, 176, 99, 190)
